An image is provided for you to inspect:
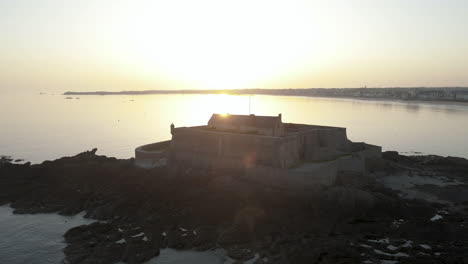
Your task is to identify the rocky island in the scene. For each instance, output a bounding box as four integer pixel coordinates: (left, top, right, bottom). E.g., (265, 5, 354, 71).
(1, 148, 468, 264)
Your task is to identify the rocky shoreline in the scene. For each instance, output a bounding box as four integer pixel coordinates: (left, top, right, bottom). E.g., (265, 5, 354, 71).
(1, 149, 468, 264)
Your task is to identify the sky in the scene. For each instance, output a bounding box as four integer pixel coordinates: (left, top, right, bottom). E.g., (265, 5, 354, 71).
(1, 0, 468, 93)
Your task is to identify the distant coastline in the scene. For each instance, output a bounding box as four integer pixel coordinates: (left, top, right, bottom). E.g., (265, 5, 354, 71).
(64, 87, 468, 103)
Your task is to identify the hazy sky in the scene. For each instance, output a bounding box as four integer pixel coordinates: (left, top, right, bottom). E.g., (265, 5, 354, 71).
(1, 0, 468, 93)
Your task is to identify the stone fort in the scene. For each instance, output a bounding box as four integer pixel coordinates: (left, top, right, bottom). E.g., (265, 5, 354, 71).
(135, 114, 381, 187)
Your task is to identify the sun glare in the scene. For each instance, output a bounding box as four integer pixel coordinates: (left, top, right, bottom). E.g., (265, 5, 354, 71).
(116, 0, 327, 89)
(175, 94, 249, 125)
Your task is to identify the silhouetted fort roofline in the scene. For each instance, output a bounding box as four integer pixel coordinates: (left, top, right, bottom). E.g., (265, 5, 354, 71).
(64, 87, 468, 102)
(208, 113, 285, 137)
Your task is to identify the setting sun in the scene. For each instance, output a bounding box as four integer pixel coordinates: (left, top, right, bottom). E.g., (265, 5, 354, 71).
(2, 0, 468, 92)
(119, 0, 326, 89)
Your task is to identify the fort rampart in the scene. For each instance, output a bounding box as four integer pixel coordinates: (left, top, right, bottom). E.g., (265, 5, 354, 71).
(168, 124, 352, 170)
(134, 140, 170, 168)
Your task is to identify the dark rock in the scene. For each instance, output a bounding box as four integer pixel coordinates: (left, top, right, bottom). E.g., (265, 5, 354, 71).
(218, 224, 252, 246)
(227, 245, 255, 261)
(382, 151, 400, 161)
(166, 227, 195, 249)
(1, 149, 468, 263)
(193, 225, 218, 250)
(122, 239, 159, 264)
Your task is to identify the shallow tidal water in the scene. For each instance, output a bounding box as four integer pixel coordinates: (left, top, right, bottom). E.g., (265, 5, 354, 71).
(0, 206, 94, 264)
(0, 206, 229, 264)
(1, 92, 468, 163)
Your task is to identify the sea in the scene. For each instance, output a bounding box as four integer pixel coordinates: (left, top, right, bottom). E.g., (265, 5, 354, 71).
(1, 92, 468, 263)
(1, 92, 468, 163)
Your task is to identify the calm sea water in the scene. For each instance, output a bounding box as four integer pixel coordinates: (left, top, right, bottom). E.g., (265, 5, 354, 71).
(1, 93, 468, 162)
(0, 206, 94, 263)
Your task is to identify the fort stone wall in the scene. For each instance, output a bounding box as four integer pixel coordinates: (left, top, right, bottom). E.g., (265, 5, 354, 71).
(169, 127, 293, 169)
(280, 126, 352, 163)
(135, 141, 170, 168)
(169, 124, 354, 170)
